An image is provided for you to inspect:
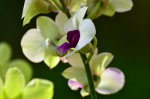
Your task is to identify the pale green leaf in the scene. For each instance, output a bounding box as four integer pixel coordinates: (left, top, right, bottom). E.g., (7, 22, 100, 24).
(4, 68, 25, 99)
(102, 4, 115, 16)
(68, 0, 87, 12)
(0, 42, 11, 66)
(67, 53, 84, 67)
(23, 79, 54, 99)
(22, 0, 52, 26)
(8, 59, 33, 82)
(37, 16, 59, 40)
(90, 52, 113, 76)
(62, 67, 87, 86)
(55, 12, 68, 36)
(44, 46, 60, 69)
(109, 0, 133, 12)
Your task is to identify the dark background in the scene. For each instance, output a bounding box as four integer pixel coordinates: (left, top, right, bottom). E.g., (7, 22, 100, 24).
(0, 0, 150, 99)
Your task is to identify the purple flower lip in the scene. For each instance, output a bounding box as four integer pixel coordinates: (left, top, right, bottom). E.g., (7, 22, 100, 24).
(56, 30, 80, 55)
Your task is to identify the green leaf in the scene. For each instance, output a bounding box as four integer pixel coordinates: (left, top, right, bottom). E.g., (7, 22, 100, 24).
(109, 0, 133, 12)
(44, 46, 60, 69)
(22, 0, 53, 26)
(90, 52, 113, 76)
(37, 16, 59, 40)
(62, 67, 87, 86)
(4, 67, 25, 99)
(0, 42, 11, 66)
(23, 79, 54, 99)
(9, 59, 33, 82)
(102, 4, 115, 16)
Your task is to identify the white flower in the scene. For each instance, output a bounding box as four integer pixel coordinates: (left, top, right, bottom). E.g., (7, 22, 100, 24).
(62, 49, 125, 97)
(56, 6, 96, 57)
(21, 12, 68, 69)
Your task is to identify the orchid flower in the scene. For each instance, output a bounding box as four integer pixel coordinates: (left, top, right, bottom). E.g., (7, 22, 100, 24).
(56, 6, 96, 57)
(21, 12, 68, 69)
(0, 67, 54, 99)
(62, 49, 125, 97)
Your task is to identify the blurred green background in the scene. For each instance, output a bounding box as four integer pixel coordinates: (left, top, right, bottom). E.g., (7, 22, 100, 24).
(0, 0, 150, 99)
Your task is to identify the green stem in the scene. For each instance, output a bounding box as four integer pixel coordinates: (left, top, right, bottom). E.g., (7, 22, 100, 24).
(80, 54, 97, 99)
(87, 1, 101, 19)
(52, 0, 65, 12)
(59, 0, 71, 18)
(57, 1, 97, 99)
(93, 37, 97, 49)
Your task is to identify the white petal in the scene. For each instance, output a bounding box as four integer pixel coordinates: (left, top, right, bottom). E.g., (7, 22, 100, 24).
(55, 12, 68, 35)
(21, 29, 46, 62)
(96, 67, 125, 95)
(75, 6, 88, 26)
(64, 6, 88, 33)
(75, 19, 96, 50)
(64, 16, 77, 33)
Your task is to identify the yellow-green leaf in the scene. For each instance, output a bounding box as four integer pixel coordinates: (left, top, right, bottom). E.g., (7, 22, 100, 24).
(4, 68, 25, 99)
(0, 42, 11, 66)
(9, 59, 33, 83)
(22, 0, 52, 26)
(23, 79, 54, 99)
(44, 46, 60, 69)
(37, 16, 59, 40)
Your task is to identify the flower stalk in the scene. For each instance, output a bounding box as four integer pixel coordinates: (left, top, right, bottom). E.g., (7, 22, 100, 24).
(55, 1, 97, 99)
(80, 54, 97, 99)
(59, 0, 71, 18)
(52, 0, 65, 12)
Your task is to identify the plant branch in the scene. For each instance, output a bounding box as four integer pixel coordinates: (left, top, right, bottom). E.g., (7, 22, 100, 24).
(80, 53, 97, 99)
(59, 0, 71, 18)
(56, 1, 97, 99)
(52, 0, 65, 12)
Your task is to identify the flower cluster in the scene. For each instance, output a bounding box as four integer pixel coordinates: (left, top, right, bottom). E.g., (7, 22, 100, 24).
(0, 42, 54, 99)
(63, 49, 124, 96)
(0, 68, 54, 99)
(20, 0, 133, 98)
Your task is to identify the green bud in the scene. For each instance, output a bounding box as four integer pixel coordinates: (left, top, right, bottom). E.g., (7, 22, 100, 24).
(80, 43, 94, 54)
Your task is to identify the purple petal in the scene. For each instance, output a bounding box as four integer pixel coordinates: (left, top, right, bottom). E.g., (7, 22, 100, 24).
(68, 79, 83, 90)
(67, 30, 80, 47)
(56, 43, 72, 56)
(56, 30, 80, 55)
